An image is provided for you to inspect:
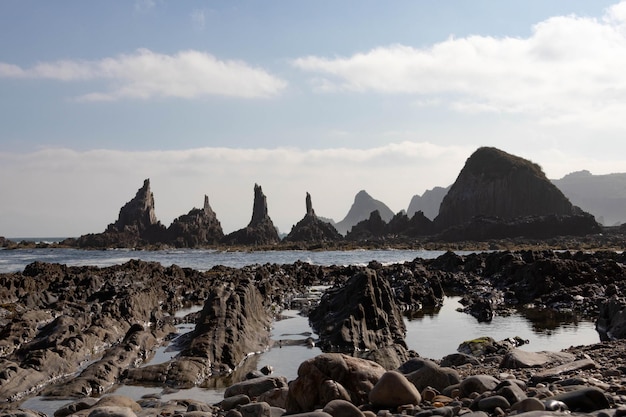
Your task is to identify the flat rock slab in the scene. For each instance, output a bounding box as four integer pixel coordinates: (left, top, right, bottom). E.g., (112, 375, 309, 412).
(500, 349, 576, 369)
(531, 358, 598, 384)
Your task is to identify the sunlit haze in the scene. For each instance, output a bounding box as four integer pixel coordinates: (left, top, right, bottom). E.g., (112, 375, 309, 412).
(2, 1, 626, 237)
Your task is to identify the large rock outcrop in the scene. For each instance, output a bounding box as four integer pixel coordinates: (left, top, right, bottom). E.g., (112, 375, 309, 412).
(167, 195, 224, 247)
(309, 268, 408, 359)
(283, 193, 343, 243)
(335, 191, 395, 235)
(222, 184, 280, 246)
(68, 179, 168, 247)
(346, 210, 434, 241)
(433, 147, 600, 238)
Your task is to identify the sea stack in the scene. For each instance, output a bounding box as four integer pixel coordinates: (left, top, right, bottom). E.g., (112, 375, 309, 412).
(222, 184, 280, 245)
(433, 147, 600, 239)
(167, 195, 224, 247)
(284, 192, 342, 243)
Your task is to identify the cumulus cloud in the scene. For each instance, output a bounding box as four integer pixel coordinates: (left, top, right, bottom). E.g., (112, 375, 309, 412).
(292, 2, 626, 127)
(0, 49, 287, 100)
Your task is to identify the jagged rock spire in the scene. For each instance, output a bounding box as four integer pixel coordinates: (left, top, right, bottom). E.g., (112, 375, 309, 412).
(306, 192, 315, 217)
(250, 183, 269, 226)
(109, 178, 159, 233)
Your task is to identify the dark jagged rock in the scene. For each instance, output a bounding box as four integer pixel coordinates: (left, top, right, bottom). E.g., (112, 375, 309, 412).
(433, 147, 600, 239)
(167, 195, 224, 247)
(222, 184, 280, 246)
(596, 296, 626, 341)
(309, 268, 408, 359)
(346, 210, 434, 241)
(67, 179, 168, 248)
(335, 191, 395, 235)
(284, 193, 343, 243)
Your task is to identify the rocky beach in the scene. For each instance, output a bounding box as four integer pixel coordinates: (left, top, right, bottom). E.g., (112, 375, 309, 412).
(0, 249, 625, 417)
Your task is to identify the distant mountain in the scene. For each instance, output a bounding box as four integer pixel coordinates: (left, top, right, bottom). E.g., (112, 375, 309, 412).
(407, 186, 450, 220)
(552, 170, 626, 226)
(334, 190, 395, 235)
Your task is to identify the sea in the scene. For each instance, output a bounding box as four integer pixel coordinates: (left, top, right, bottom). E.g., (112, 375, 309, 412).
(0, 244, 601, 415)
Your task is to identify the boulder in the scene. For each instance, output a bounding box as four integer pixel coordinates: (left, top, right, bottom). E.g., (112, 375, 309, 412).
(596, 296, 626, 340)
(397, 358, 460, 393)
(285, 353, 386, 413)
(500, 349, 575, 369)
(368, 370, 421, 408)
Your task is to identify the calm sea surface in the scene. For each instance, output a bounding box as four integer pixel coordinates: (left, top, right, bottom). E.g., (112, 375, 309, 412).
(3, 247, 600, 415)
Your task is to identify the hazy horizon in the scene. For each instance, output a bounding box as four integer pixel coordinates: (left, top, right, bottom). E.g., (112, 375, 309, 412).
(3, 1, 626, 237)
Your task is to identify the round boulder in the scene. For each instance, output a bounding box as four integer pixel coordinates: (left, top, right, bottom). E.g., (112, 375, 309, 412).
(369, 370, 421, 408)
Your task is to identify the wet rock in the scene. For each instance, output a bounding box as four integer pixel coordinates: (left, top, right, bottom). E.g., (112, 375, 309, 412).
(368, 370, 421, 408)
(322, 399, 365, 417)
(308, 268, 406, 355)
(440, 353, 480, 367)
(240, 402, 271, 417)
(597, 296, 626, 341)
(459, 375, 500, 397)
(285, 354, 385, 413)
(397, 358, 460, 393)
(224, 376, 288, 399)
(500, 349, 576, 369)
(548, 387, 610, 412)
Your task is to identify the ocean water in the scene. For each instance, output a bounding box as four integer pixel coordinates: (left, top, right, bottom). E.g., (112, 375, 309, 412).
(4, 247, 601, 415)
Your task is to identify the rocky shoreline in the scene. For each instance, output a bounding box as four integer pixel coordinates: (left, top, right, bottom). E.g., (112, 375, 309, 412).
(0, 249, 625, 417)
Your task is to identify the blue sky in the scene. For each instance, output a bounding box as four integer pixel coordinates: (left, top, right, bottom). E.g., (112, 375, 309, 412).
(1, 1, 625, 237)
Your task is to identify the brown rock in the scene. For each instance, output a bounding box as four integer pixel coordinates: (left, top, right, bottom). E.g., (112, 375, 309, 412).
(369, 370, 421, 408)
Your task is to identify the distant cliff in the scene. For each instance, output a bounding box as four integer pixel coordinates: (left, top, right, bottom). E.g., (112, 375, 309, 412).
(335, 190, 395, 235)
(552, 170, 626, 226)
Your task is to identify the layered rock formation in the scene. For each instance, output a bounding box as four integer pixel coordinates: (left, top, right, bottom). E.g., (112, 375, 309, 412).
(433, 147, 600, 239)
(335, 190, 395, 235)
(222, 184, 280, 246)
(167, 195, 224, 247)
(283, 193, 343, 243)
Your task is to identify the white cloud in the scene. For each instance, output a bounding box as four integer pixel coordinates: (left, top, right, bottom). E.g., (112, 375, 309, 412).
(0, 49, 287, 100)
(292, 2, 626, 128)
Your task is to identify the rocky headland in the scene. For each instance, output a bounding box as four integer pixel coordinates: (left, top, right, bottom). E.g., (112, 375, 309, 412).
(1, 249, 626, 416)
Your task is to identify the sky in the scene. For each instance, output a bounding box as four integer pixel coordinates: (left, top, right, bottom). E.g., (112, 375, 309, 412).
(2, 1, 626, 237)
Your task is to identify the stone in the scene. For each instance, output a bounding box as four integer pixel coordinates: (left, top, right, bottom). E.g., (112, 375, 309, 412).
(496, 381, 527, 405)
(500, 349, 576, 369)
(459, 375, 500, 397)
(369, 371, 421, 408)
(398, 358, 460, 393)
(322, 399, 365, 417)
(510, 397, 545, 412)
(240, 402, 271, 417)
(477, 395, 510, 412)
(221, 394, 251, 411)
(530, 358, 598, 384)
(440, 353, 480, 367)
(285, 354, 385, 413)
(224, 376, 288, 399)
(548, 387, 610, 412)
(597, 296, 626, 340)
(87, 406, 138, 417)
(258, 387, 289, 409)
